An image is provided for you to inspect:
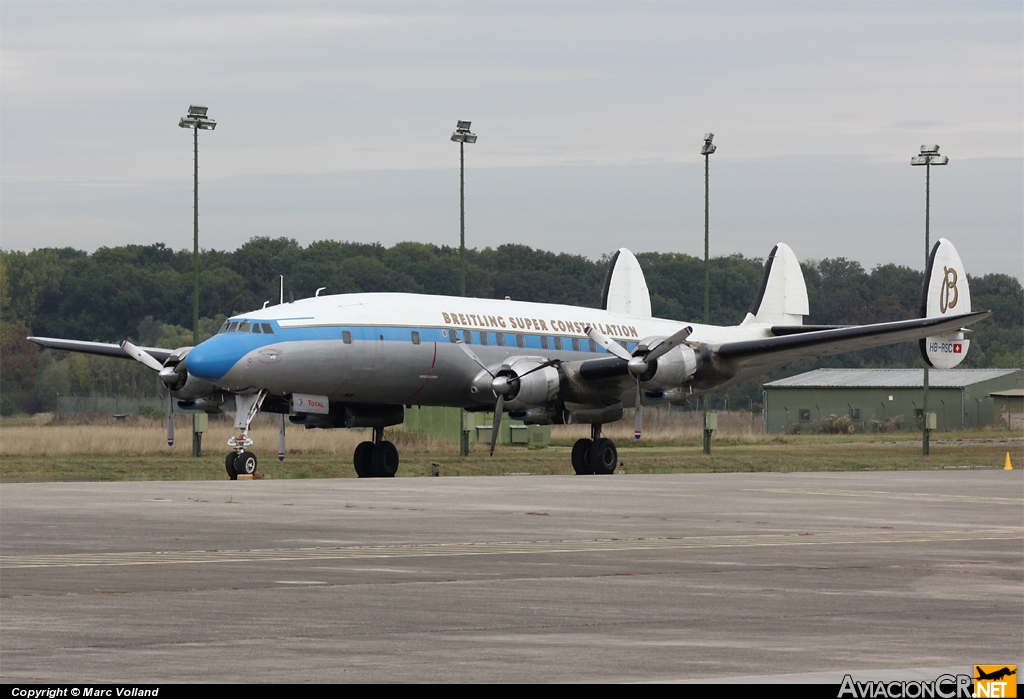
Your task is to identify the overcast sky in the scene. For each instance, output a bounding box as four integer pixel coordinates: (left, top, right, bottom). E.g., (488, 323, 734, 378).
(2, 1, 1021, 280)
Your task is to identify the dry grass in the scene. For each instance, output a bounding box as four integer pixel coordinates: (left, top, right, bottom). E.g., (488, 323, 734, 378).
(0, 413, 452, 457)
(551, 409, 765, 446)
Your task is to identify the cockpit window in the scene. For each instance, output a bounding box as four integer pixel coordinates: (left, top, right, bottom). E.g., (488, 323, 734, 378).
(261, 323, 274, 334)
(238, 322, 251, 332)
(217, 322, 229, 334)
(252, 324, 262, 334)
(227, 322, 239, 332)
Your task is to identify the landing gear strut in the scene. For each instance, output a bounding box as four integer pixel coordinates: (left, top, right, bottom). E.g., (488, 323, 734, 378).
(353, 426, 400, 478)
(572, 424, 617, 475)
(225, 391, 266, 480)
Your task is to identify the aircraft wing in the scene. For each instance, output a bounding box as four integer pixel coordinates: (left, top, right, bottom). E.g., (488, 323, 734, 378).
(28, 336, 175, 365)
(715, 310, 990, 370)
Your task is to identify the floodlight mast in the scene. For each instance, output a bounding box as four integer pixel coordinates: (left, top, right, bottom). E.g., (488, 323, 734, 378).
(451, 120, 477, 458)
(179, 105, 216, 457)
(911, 144, 948, 457)
(450, 120, 477, 297)
(701, 133, 716, 455)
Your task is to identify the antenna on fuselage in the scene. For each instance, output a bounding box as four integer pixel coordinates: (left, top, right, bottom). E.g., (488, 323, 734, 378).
(279, 276, 284, 305)
(316, 287, 326, 297)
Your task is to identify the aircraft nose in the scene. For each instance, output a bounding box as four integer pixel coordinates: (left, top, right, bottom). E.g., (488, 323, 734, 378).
(185, 337, 245, 382)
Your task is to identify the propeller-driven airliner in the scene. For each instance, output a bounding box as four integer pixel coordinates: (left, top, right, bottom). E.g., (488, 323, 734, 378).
(30, 238, 988, 479)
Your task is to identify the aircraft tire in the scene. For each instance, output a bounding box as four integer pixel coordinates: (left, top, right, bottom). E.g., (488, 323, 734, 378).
(353, 441, 375, 478)
(236, 450, 258, 476)
(571, 438, 594, 475)
(225, 452, 239, 480)
(590, 438, 617, 475)
(371, 441, 399, 478)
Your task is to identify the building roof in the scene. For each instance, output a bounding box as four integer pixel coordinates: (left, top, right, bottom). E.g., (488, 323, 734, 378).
(764, 368, 1022, 389)
(990, 389, 1024, 397)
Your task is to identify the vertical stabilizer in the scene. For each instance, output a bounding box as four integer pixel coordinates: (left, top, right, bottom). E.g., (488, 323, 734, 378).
(601, 248, 652, 317)
(919, 238, 972, 368)
(741, 243, 808, 326)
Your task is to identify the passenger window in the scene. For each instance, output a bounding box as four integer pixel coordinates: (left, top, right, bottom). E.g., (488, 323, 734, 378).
(553, 337, 562, 350)
(411, 331, 421, 345)
(540, 336, 549, 350)
(227, 322, 239, 332)
(496, 333, 506, 347)
(589, 339, 597, 352)
(516, 334, 525, 348)
(572, 338, 580, 351)
(448, 330, 458, 343)
(463, 330, 473, 344)
(252, 324, 262, 334)
(479, 332, 489, 346)
(261, 323, 274, 334)
(342, 331, 352, 344)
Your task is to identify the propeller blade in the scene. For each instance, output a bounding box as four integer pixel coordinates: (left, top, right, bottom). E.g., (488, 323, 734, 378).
(166, 391, 174, 446)
(514, 358, 560, 379)
(121, 340, 164, 372)
(278, 414, 286, 461)
(585, 325, 632, 361)
(634, 377, 643, 440)
(490, 394, 504, 456)
(646, 325, 694, 362)
(455, 339, 495, 377)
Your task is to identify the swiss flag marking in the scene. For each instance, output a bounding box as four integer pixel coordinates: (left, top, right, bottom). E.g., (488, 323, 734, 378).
(953, 344, 962, 353)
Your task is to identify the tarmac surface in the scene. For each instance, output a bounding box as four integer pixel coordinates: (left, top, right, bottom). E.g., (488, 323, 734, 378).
(1, 470, 1021, 683)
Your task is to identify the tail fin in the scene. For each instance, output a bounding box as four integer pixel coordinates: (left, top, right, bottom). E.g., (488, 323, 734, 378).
(920, 238, 972, 368)
(601, 248, 652, 318)
(742, 243, 808, 326)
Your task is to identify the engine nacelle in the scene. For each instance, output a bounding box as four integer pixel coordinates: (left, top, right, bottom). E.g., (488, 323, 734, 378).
(639, 345, 700, 391)
(170, 372, 218, 400)
(469, 356, 560, 411)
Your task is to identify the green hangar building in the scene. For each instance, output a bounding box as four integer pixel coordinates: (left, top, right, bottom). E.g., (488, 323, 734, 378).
(763, 368, 1024, 434)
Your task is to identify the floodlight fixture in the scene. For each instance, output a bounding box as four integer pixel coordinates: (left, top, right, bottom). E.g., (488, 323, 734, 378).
(451, 120, 477, 143)
(911, 144, 947, 166)
(701, 133, 716, 156)
(179, 104, 217, 131)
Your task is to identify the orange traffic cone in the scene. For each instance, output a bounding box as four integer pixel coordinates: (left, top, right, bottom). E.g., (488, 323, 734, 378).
(1004, 453, 1014, 470)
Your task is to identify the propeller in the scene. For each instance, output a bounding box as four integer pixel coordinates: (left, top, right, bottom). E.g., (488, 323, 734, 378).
(584, 325, 693, 440)
(455, 340, 559, 456)
(121, 340, 176, 447)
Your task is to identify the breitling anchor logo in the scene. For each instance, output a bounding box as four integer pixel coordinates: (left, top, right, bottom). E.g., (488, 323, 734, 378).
(940, 266, 959, 313)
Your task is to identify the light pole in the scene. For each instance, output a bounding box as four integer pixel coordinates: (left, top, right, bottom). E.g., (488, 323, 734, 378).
(451, 120, 477, 298)
(701, 133, 716, 454)
(911, 144, 947, 456)
(451, 120, 477, 456)
(179, 105, 216, 457)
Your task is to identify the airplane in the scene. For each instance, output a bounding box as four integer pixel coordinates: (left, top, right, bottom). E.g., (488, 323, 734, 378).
(29, 238, 989, 479)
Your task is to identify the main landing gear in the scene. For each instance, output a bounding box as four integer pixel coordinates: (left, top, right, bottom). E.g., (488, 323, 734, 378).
(571, 424, 618, 475)
(225, 391, 266, 480)
(353, 426, 399, 478)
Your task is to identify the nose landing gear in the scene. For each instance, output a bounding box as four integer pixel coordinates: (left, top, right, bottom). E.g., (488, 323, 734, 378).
(225, 390, 266, 480)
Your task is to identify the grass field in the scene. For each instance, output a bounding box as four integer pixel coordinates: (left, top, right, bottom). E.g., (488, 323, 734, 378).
(1, 413, 1020, 480)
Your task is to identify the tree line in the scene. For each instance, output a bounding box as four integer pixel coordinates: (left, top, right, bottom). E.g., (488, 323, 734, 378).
(1, 238, 1021, 415)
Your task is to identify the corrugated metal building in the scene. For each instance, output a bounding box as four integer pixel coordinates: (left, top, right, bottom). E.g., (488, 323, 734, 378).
(763, 368, 1024, 434)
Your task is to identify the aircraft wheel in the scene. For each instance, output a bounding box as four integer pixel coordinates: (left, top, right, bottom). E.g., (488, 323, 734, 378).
(571, 438, 594, 475)
(371, 441, 399, 478)
(225, 452, 239, 480)
(236, 450, 258, 476)
(589, 438, 617, 475)
(353, 441, 374, 478)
